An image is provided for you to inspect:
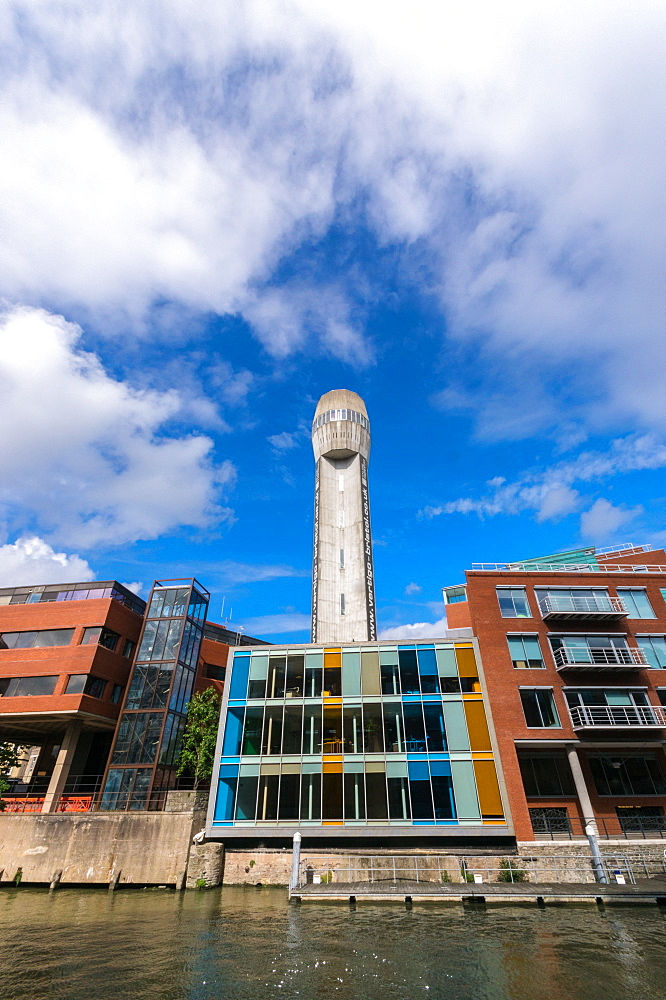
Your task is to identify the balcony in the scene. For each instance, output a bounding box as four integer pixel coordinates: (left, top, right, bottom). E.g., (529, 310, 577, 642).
(553, 646, 648, 672)
(568, 704, 666, 729)
(538, 594, 627, 621)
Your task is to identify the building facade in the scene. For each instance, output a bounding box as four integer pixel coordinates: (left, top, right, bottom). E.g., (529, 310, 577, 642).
(206, 638, 511, 842)
(0, 580, 145, 812)
(0, 578, 264, 813)
(311, 390, 376, 643)
(444, 544, 666, 843)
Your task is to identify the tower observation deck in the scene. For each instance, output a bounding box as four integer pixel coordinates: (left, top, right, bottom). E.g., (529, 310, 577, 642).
(311, 390, 376, 643)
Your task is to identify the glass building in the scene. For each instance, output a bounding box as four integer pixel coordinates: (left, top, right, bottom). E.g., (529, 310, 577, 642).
(208, 639, 511, 840)
(100, 578, 209, 811)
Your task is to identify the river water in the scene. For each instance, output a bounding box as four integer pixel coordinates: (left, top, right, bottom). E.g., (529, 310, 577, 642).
(1, 886, 664, 1000)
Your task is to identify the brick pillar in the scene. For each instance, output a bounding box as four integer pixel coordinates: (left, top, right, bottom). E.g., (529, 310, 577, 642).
(41, 721, 83, 813)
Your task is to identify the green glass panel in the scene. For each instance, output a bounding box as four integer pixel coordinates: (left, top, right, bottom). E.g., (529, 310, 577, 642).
(442, 702, 470, 751)
(451, 760, 480, 820)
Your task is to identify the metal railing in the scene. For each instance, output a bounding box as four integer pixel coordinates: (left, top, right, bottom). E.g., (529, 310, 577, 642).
(539, 595, 626, 616)
(532, 813, 666, 841)
(294, 852, 666, 888)
(0, 775, 103, 813)
(471, 562, 666, 574)
(568, 704, 666, 728)
(553, 645, 648, 669)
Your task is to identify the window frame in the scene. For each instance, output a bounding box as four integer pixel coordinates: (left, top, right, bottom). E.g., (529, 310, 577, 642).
(518, 687, 561, 728)
(497, 586, 532, 619)
(616, 587, 656, 619)
(506, 633, 545, 668)
(635, 635, 666, 669)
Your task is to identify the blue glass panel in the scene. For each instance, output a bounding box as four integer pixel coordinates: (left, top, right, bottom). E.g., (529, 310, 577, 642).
(429, 760, 452, 777)
(222, 707, 244, 755)
(416, 648, 437, 675)
(412, 820, 436, 825)
(407, 759, 430, 781)
(214, 776, 237, 821)
(229, 656, 251, 700)
(219, 764, 239, 777)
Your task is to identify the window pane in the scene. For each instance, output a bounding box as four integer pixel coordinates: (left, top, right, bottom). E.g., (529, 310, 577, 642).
(618, 588, 656, 618)
(65, 674, 86, 694)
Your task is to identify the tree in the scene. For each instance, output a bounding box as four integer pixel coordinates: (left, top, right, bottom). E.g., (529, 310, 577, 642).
(177, 687, 222, 788)
(0, 742, 26, 811)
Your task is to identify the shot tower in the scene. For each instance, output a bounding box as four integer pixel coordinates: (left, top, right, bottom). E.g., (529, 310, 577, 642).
(311, 389, 376, 642)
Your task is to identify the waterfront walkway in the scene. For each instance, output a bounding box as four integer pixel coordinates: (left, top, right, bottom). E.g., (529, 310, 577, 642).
(292, 875, 666, 904)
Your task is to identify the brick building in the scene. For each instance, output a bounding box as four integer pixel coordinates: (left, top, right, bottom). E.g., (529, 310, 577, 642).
(443, 544, 666, 843)
(0, 578, 266, 812)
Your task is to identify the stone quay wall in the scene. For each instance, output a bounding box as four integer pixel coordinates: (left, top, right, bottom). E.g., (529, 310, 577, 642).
(0, 791, 224, 889)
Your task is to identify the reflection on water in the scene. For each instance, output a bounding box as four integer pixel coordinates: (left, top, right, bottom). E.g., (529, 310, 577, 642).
(0, 886, 665, 1000)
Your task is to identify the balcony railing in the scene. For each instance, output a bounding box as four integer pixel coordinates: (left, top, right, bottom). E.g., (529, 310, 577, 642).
(553, 646, 648, 670)
(531, 813, 666, 841)
(568, 704, 666, 729)
(538, 595, 627, 619)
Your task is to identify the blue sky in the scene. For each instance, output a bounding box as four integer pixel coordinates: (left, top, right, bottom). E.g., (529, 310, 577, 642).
(0, 1, 664, 642)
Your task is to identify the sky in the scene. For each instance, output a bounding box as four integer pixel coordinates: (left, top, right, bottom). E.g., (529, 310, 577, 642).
(0, 0, 664, 643)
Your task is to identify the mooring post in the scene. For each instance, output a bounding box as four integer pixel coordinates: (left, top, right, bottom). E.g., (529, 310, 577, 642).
(290, 832, 301, 892)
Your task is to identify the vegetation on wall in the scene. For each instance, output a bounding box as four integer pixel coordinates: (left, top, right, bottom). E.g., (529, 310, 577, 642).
(177, 687, 222, 788)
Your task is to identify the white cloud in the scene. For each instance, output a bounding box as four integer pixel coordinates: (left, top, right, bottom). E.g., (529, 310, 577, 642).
(267, 432, 299, 451)
(423, 434, 666, 524)
(0, 306, 234, 548)
(0, 536, 94, 587)
(580, 498, 642, 541)
(404, 582, 421, 595)
(379, 617, 448, 640)
(213, 562, 309, 586)
(0, 0, 662, 427)
(239, 612, 311, 636)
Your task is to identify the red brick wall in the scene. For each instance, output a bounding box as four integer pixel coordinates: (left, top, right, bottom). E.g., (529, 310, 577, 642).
(0, 598, 143, 726)
(465, 569, 666, 841)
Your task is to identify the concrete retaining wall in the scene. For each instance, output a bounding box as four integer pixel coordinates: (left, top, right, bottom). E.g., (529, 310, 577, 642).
(0, 791, 219, 888)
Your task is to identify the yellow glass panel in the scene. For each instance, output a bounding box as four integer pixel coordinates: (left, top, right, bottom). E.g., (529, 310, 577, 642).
(473, 759, 504, 818)
(464, 701, 492, 752)
(456, 646, 477, 677)
(324, 651, 342, 666)
(361, 650, 381, 696)
(323, 760, 343, 773)
(322, 821, 344, 825)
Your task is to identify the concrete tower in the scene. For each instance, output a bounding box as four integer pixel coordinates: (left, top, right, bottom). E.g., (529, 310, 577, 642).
(311, 389, 376, 643)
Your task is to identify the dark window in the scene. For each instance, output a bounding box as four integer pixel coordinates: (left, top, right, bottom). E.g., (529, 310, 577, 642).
(110, 683, 124, 704)
(64, 674, 106, 698)
(0, 629, 74, 650)
(84, 676, 107, 699)
(519, 755, 575, 796)
(0, 675, 58, 697)
(529, 807, 570, 835)
(204, 662, 226, 682)
(81, 626, 120, 651)
(520, 689, 560, 727)
(616, 806, 665, 833)
(122, 639, 135, 659)
(459, 676, 480, 692)
(589, 756, 666, 796)
(65, 674, 87, 694)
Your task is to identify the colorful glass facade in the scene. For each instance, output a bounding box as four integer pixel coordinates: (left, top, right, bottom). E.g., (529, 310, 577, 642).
(209, 640, 509, 838)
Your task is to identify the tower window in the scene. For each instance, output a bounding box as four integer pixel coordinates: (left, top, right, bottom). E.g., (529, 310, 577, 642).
(340, 549, 345, 569)
(340, 594, 346, 615)
(338, 510, 345, 527)
(338, 475, 344, 491)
